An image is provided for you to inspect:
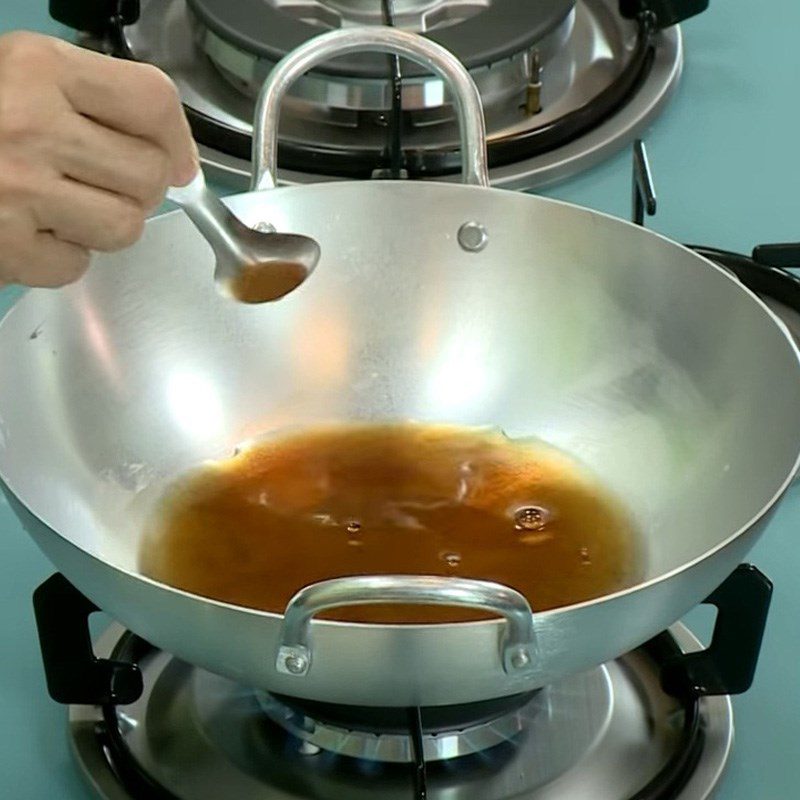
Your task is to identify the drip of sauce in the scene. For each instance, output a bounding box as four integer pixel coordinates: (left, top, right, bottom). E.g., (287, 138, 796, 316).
(139, 423, 644, 623)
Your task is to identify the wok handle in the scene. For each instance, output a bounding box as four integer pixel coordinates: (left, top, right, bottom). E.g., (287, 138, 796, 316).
(251, 27, 490, 191)
(275, 575, 537, 678)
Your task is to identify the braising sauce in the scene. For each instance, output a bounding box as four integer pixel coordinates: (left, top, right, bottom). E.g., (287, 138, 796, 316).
(139, 423, 643, 623)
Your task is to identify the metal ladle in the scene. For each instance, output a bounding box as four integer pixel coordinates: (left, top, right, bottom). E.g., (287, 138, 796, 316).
(166, 170, 320, 304)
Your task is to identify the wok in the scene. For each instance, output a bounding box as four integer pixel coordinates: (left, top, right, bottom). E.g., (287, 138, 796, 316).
(2, 27, 800, 708)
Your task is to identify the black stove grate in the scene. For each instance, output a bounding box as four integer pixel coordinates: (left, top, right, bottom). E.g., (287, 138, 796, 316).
(407, 706, 428, 800)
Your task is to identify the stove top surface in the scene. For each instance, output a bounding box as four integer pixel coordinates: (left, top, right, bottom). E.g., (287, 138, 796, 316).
(2, 0, 800, 798)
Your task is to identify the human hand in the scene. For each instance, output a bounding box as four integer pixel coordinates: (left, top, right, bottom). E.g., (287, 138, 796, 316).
(0, 31, 198, 288)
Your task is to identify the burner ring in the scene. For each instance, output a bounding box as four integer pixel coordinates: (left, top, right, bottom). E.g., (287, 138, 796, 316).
(257, 690, 551, 762)
(185, 0, 576, 79)
(269, 690, 540, 734)
(193, 12, 574, 111)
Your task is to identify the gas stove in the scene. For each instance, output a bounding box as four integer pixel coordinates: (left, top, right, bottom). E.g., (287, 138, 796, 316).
(3, 1, 800, 799)
(16, 558, 779, 799)
(67, 624, 733, 799)
(52, 0, 693, 188)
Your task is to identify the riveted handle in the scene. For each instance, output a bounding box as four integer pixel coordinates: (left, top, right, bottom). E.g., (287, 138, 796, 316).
(275, 575, 537, 678)
(252, 26, 490, 191)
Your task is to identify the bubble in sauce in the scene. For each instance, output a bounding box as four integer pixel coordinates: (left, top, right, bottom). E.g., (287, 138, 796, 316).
(514, 506, 548, 532)
(346, 520, 363, 546)
(441, 551, 462, 568)
(580, 546, 591, 566)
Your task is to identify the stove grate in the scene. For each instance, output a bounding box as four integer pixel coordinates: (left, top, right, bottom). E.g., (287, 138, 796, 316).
(380, 0, 406, 180)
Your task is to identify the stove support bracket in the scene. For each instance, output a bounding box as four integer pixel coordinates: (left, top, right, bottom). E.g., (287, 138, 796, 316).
(752, 242, 800, 269)
(32, 573, 143, 705)
(619, 0, 709, 29)
(660, 564, 773, 699)
(50, 0, 137, 57)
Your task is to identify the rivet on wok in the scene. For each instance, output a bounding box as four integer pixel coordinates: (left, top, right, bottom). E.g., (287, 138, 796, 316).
(511, 649, 531, 669)
(255, 221, 276, 233)
(458, 221, 489, 253)
(284, 654, 309, 674)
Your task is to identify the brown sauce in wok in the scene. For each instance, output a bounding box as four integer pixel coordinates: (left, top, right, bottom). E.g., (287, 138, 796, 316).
(139, 423, 644, 623)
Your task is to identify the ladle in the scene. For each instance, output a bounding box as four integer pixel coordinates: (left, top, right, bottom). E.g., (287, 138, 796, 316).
(167, 170, 320, 303)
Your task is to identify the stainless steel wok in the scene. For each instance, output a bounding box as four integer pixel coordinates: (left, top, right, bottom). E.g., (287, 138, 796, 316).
(2, 27, 800, 708)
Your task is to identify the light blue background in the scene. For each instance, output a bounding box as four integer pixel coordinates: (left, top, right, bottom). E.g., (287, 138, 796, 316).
(1, 1, 799, 797)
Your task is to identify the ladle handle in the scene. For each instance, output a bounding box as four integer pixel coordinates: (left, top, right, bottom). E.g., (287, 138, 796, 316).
(275, 575, 537, 678)
(252, 27, 490, 191)
(166, 170, 246, 265)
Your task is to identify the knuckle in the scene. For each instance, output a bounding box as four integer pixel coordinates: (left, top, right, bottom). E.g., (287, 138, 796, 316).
(0, 34, 60, 143)
(0, 31, 56, 70)
(0, 202, 32, 245)
(0, 90, 40, 143)
(0, 244, 21, 282)
(105, 203, 146, 249)
(0, 37, 59, 136)
(49, 248, 91, 287)
(68, 244, 91, 274)
(0, 156, 39, 198)
(0, 226, 31, 283)
(136, 64, 180, 122)
(140, 149, 171, 207)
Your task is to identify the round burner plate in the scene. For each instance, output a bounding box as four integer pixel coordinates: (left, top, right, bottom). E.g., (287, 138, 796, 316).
(69, 623, 732, 800)
(122, 0, 682, 189)
(258, 672, 607, 763)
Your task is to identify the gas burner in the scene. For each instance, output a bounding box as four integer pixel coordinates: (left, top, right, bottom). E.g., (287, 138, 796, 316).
(69, 624, 732, 800)
(67, 0, 686, 188)
(187, 0, 573, 104)
(259, 690, 545, 762)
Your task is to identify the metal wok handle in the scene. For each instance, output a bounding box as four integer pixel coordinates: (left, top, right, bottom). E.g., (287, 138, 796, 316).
(252, 26, 490, 191)
(275, 575, 537, 678)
